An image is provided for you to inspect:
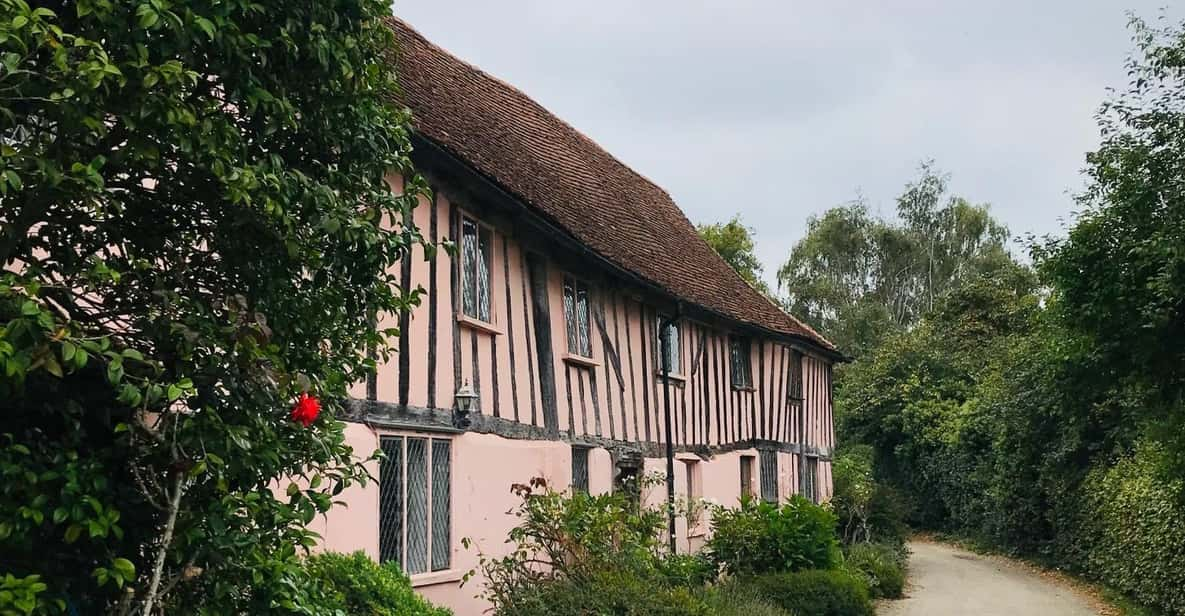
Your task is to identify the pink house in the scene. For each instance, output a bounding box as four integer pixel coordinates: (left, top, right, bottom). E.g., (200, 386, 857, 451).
(318, 19, 842, 615)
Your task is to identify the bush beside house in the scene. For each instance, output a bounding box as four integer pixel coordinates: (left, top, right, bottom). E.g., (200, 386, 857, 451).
(305, 552, 452, 616)
(473, 479, 879, 616)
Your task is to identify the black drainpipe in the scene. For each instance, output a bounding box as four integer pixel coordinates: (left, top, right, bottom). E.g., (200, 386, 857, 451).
(659, 304, 682, 554)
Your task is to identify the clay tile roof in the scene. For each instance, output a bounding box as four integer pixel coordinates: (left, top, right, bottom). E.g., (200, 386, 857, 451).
(388, 18, 835, 353)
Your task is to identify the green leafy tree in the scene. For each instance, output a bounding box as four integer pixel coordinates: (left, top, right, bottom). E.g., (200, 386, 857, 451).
(0, 0, 424, 613)
(778, 164, 1029, 356)
(1037, 14, 1185, 472)
(697, 215, 771, 296)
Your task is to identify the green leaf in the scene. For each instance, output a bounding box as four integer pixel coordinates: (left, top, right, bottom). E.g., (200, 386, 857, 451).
(62, 341, 77, 362)
(136, 4, 159, 28)
(111, 558, 135, 580)
(64, 524, 82, 543)
(43, 355, 63, 378)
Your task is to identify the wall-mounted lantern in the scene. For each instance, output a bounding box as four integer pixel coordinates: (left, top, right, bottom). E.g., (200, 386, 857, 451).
(453, 381, 478, 429)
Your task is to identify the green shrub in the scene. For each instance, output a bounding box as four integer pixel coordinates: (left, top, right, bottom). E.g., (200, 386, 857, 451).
(701, 583, 792, 616)
(498, 567, 710, 616)
(706, 495, 841, 576)
(305, 551, 452, 616)
(658, 553, 718, 588)
(1079, 444, 1185, 615)
(843, 542, 906, 599)
(738, 569, 874, 616)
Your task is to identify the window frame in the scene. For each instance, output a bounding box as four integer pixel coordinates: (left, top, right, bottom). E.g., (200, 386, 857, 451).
(682, 458, 705, 536)
(788, 349, 805, 402)
(740, 455, 755, 499)
(379, 434, 453, 575)
(459, 214, 494, 324)
(655, 316, 682, 376)
(729, 336, 753, 389)
(759, 449, 778, 503)
(571, 445, 591, 494)
(802, 455, 819, 504)
(562, 276, 594, 359)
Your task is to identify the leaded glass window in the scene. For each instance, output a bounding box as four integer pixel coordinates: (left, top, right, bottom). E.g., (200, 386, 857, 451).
(656, 317, 681, 374)
(571, 446, 590, 493)
(563, 277, 592, 358)
(788, 349, 804, 401)
(802, 456, 819, 504)
(379, 435, 452, 573)
(730, 337, 752, 388)
(759, 450, 778, 503)
(461, 216, 492, 322)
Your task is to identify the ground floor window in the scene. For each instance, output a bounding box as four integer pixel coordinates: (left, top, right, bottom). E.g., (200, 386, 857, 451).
(571, 446, 590, 493)
(801, 455, 819, 503)
(759, 450, 778, 502)
(379, 435, 452, 573)
(740, 455, 755, 499)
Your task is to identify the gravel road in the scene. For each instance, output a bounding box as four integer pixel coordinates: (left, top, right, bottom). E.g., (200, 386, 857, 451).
(877, 541, 1100, 616)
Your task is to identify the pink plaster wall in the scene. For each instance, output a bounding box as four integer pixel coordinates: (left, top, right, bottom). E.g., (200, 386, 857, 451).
(322, 175, 839, 615)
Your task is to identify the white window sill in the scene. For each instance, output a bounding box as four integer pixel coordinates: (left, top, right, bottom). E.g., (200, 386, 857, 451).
(563, 353, 601, 368)
(457, 314, 503, 336)
(731, 385, 756, 392)
(410, 568, 466, 588)
(655, 372, 686, 385)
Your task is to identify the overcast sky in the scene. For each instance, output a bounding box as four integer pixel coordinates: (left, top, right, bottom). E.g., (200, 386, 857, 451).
(395, 1, 1176, 289)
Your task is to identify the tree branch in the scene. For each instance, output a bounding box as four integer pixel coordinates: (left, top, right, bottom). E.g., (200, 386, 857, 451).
(140, 472, 184, 615)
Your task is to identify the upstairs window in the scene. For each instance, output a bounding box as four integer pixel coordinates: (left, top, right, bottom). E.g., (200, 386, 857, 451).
(461, 216, 492, 322)
(563, 277, 593, 358)
(730, 337, 752, 388)
(379, 436, 452, 574)
(788, 349, 804, 402)
(656, 317, 681, 374)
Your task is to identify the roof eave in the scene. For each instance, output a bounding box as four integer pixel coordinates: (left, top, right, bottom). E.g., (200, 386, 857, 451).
(408, 132, 844, 362)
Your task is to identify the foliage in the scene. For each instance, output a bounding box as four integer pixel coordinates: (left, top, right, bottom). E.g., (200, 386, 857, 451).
(843, 542, 906, 600)
(0, 0, 426, 612)
(697, 214, 771, 296)
(706, 495, 841, 577)
(832, 17, 1185, 616)
(0, 573, 61, 616)
(735, 570, 874, 616)
(472, 478, 679, 614)
(700, 584, 792, 616)
(304, 551, 452, 616)
(1079, 444, 1185, 615)
(1035, 14, 1185, 476)
(494, 567, 712, 616)
(658, 553, 718, 589)
(777, 163, 1031, 356)
(830, 447, 875, 545)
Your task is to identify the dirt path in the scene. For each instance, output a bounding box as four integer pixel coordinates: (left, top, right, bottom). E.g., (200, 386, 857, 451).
(878, 541, 1101, 616)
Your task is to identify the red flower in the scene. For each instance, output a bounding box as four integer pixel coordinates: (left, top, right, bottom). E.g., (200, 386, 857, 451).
(290, 392, 320, 427)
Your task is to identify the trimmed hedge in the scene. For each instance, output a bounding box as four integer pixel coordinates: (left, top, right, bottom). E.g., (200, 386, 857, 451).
(1080, 444, 1185, 615)
(305, 551, 452, 616)
(737, 569, 874, 616)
